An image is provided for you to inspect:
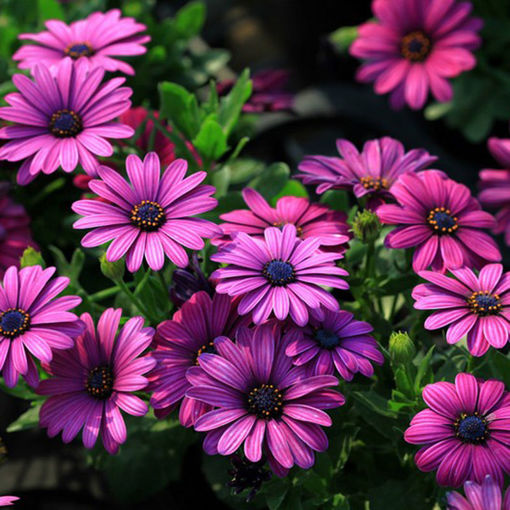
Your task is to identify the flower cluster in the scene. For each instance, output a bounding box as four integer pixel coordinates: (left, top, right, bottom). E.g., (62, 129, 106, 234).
(1, 2, 510, 507)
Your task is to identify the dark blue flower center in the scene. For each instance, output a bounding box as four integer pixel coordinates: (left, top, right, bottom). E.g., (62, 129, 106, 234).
(0, 308, 30, 338)
(467, 291, 502, 315)
(86, 365, 114, 399)
(49, 109, 83, 137)
(65, 42, 94, 59)
(247, 384, 283, 419)
(426, 207, 458, 234)
(263, 260, 295, 286)
(130, 201, 166, 231)
(455, 414, 488, 444)
(401, 31, 431, 61)
(315, 328, 340, 350)
(195, 341, 216, 365)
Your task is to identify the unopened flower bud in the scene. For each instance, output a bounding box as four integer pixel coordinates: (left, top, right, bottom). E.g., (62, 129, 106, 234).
(100, 253, 125, 282)
(19, 247, 45, 268)
(352, 209, 381, 243)
(389, 331, 416, 364)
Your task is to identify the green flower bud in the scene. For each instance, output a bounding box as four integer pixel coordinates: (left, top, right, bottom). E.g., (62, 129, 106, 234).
(19, 247, 45, 268)
(389, 331, 416, 364)
(100, 253, 125, 282)
(352, 209, 381, 244)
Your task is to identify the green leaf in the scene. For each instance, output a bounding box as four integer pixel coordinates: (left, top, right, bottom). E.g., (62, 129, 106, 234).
(331, 493, 350, 510)
(351, 390, 397, 418)
(489, 350, 510, 387)
(175, 1, 206, 39)
(218, 69, 252, 136)
(414, 346, 435, 392)
(329, 26, 358, 53)
(248, 162, 290, 200)
(95, 415, 195, 503)
(7, 402, 41, 432)
(211, 165, 231, 198)
(192, 116, 228, 162)
(37, 0, 64, 21)
(159, 82, 201, 139)
(271, 180, 308, 205)
(20, 247, 45, 268)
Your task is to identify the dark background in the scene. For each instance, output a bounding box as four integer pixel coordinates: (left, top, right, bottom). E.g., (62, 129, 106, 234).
(1, 0, 507, 508)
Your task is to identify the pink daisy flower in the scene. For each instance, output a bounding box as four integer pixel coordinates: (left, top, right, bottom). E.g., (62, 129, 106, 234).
(72, 153, 220, 273)
(0, 265, 83, 388)
(13, 9, 150, 75)
(297, 137, 436, 209)
(413, 264, 510, 357)
(284, 309, 384, 379)
(0, 497, 19, 507)
(447, 475, 510, 510)
(0, 183, 37, 278)
(212, 187, 351, 252)
(404, 373, 510, 488)
(211, 224, 349, 326)
(0, 58, 134, 184)
(38, 308, 156, 455)
(350, 0, 483, 110)
(377, 170, 501, 273)
(187, 322, 345, 476)
(149, 291, 249, 426)
(479, 138, 510, 247)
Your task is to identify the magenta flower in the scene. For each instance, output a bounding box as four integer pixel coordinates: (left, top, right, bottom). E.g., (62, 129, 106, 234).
(297, 137, 436, 208)
(0, 497, 18, 507)
(284, 309, 383, 379)
(479, 138, 510, 247)
(0, 265, 82, 388)
(378, 170, 501, 273)
(218, 69, 294, 113)
(72, 153, 220, 272)
(404, 373, 510, 487)
(350, 0, 482, 110)
(213, 188, 350, 252)
(149, 291, 248, 426)
(413, 264, 510, 357)
(0, 184, 36, 278)
(211, 224, 349, 326)
(13, 9, 149, 75)
(0, 59, 134, 184)
(38, 309, 155, 454)
(447, 475, 510, 510)
(187, 322, 345, 476)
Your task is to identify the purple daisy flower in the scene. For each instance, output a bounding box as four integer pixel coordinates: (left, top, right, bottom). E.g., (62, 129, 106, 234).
(284, 309, 384, 379)
(378, 170, 501, 273)
(350, 0, 482, 110)
(413, 264, 510, 357)
(404, 373, 510, 487)
(149, 291, 248, 426)
(211, 224, 349, 326)
(212, 188, 351, 252)
(187, 322, 345, 476)
(0, 497, 19, 507)
(0, 265, 83, 388)
(217, 69, 294, 113)
(0, 58, 134, 184)
(38, 309, 156, 455)
(297, 137, 436, 209)
(13, 9, 150, 75)
(0, 183, 37, 278)
(447, 475, 510, 510)
(479, 138, 510, 247)
(72, 153, 220, 272)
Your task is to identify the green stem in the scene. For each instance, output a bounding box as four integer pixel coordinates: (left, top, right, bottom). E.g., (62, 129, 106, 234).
(146, 112, 197, 166)
(363, 240, 375, 281)
(30, 177, 65, 206)
(115, 278, 158, 324)
(157, 270, 167, 292)
(88, 283, 135, 302)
